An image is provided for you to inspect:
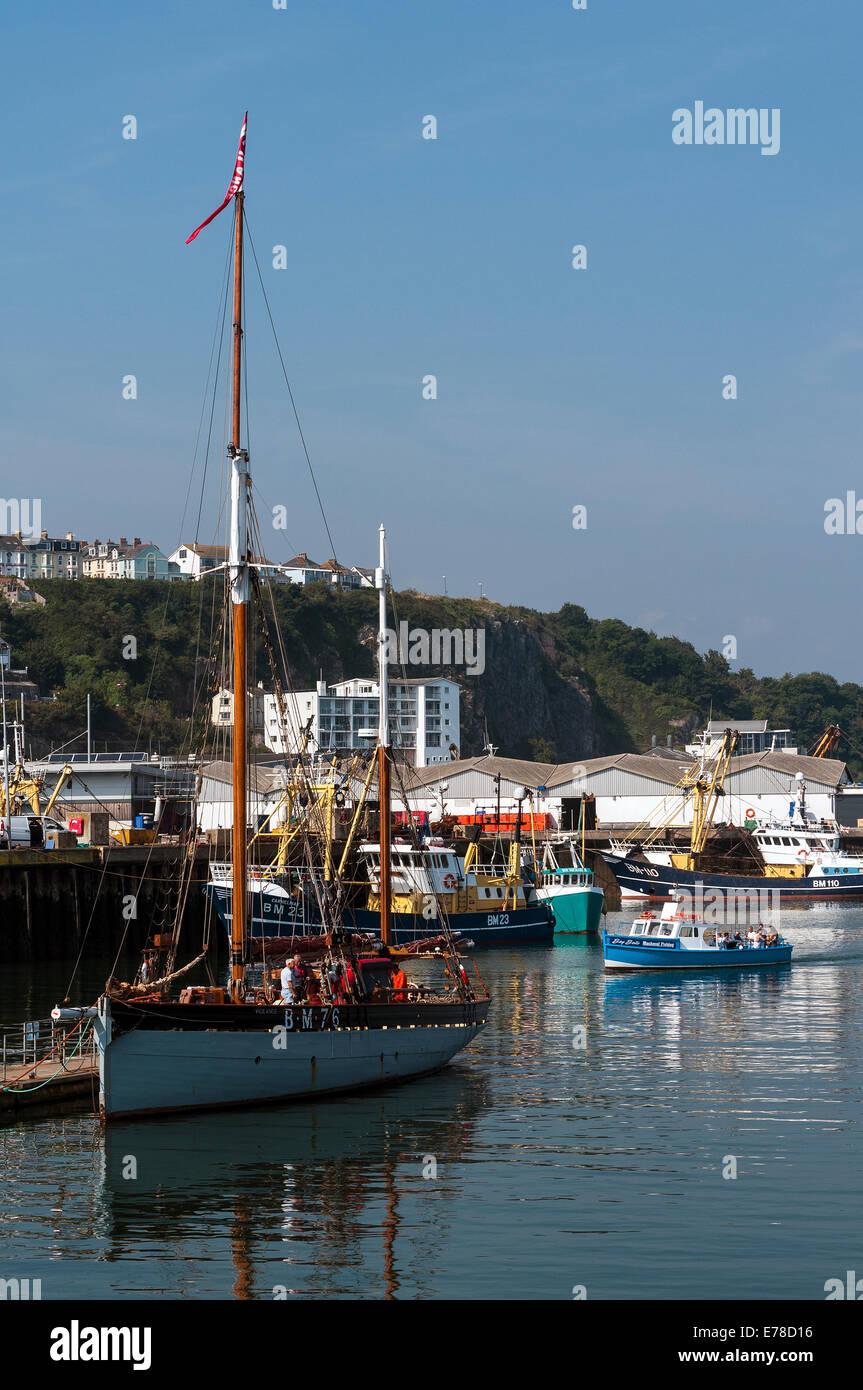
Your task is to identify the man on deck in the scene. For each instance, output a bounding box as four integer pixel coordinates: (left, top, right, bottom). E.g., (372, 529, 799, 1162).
(278, 959, 294, 1003)
(391, 963, 408, 1001)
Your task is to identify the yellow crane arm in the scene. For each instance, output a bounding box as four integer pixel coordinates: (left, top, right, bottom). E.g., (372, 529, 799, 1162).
(42, 765, 73, 817)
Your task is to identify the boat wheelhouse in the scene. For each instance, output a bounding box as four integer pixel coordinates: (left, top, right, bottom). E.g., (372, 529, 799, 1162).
(358, 839, 555, 946)
(752, 824, 847, 866)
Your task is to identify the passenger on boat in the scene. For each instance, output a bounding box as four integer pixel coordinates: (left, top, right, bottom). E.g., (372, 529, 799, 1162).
(391, 964, 408, 1001)
(326, 962, 346, 1003)
(766, 931, 779, 948)
(289, 955, 307, 1001)
(277, 959, 294, 1004)
(306, 972, 322, 1004)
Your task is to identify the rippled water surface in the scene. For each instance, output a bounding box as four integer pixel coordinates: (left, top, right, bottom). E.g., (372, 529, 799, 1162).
(2, 908, 862, 1299)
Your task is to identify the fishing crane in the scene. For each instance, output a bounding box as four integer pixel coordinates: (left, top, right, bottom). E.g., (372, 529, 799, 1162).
(809, 725, 842, 759)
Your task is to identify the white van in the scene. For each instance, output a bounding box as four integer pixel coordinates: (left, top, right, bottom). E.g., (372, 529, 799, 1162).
(0, 815, 66, 849)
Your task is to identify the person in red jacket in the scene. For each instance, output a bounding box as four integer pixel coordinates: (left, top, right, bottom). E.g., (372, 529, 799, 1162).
(391, 964, 408, 1001)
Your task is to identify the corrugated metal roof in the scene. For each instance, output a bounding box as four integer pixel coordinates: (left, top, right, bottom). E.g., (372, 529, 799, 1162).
(726, 752, 846, 786)
(381, 749, 848, 800)
(201, 761, 283, 794)
(547, 754, 691, 788)
(706, 719, 768, 734)
(401, 755, 557, 791)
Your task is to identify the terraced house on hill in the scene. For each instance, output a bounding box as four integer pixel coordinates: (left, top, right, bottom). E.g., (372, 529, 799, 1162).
(82, 539, 180, 580)
(0, 531, 81, 580)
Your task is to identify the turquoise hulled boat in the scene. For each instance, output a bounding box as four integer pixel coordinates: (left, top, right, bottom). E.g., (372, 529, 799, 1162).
(534, 841, 604, 933)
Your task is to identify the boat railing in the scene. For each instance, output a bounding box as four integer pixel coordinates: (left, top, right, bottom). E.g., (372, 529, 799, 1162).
(0, 1015, 97, 1083)
(210, 859, 285, 883)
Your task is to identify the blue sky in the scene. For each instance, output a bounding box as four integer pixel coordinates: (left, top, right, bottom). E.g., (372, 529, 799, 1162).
(4, 1, 863, 680)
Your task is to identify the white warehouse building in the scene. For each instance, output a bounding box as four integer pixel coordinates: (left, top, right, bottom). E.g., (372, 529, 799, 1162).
(391, 751, 848, 831)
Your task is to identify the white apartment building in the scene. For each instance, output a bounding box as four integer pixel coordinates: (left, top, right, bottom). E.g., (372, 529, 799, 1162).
(263, 677, 460, 767)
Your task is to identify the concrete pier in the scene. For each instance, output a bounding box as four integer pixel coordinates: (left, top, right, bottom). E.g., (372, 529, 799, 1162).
(0, 843, 216, 962)
(0, 1052, 98, 1118)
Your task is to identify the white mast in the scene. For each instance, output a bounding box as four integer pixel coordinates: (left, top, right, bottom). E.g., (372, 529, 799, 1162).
(376, 524, 389, 747)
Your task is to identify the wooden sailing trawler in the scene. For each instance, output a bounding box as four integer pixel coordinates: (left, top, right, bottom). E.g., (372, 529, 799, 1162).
(57, 116, 489, 1119)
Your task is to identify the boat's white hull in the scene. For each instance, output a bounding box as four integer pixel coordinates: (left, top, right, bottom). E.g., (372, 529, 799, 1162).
(96, 1000, 485, 1119)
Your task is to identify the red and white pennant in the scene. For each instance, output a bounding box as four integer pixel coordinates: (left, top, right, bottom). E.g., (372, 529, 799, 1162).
(185, 112, 247, 244)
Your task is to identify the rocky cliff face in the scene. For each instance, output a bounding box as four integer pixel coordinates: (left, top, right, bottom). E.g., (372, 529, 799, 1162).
(453, 613, 598, 762)
(353, 602, 600, 763)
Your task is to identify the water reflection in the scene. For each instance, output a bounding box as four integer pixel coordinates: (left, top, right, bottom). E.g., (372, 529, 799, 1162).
(3, 917, 863, 1299)
(95, 1069, 489, 1299)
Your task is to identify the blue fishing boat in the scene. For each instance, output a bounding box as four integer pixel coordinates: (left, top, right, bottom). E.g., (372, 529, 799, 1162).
(603, 852, 863, 904)
(602, 897, 793, 971)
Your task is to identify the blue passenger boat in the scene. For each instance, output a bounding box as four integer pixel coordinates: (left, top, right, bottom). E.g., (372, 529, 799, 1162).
(602, 897, 793, 971)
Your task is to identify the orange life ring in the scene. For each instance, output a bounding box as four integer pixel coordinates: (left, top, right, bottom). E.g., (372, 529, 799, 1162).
(443, 873, 457, 890)
(745, 808, 756, 820)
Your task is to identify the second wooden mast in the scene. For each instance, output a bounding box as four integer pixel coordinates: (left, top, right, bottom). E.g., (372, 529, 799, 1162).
(376, 524, 392, 946)
(229, 189, 249, 998)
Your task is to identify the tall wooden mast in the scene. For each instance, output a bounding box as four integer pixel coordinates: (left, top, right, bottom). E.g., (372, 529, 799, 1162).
(376, 524, 391, 946)
(229, 190, 249, 997)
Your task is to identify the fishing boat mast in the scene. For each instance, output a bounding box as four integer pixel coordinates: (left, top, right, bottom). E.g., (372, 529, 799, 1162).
(229, 189, 249, 999)
(376, 524, 391, 945)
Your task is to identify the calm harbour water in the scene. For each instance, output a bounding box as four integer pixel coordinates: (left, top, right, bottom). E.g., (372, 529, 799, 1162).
(2, 905, 862, 1300)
